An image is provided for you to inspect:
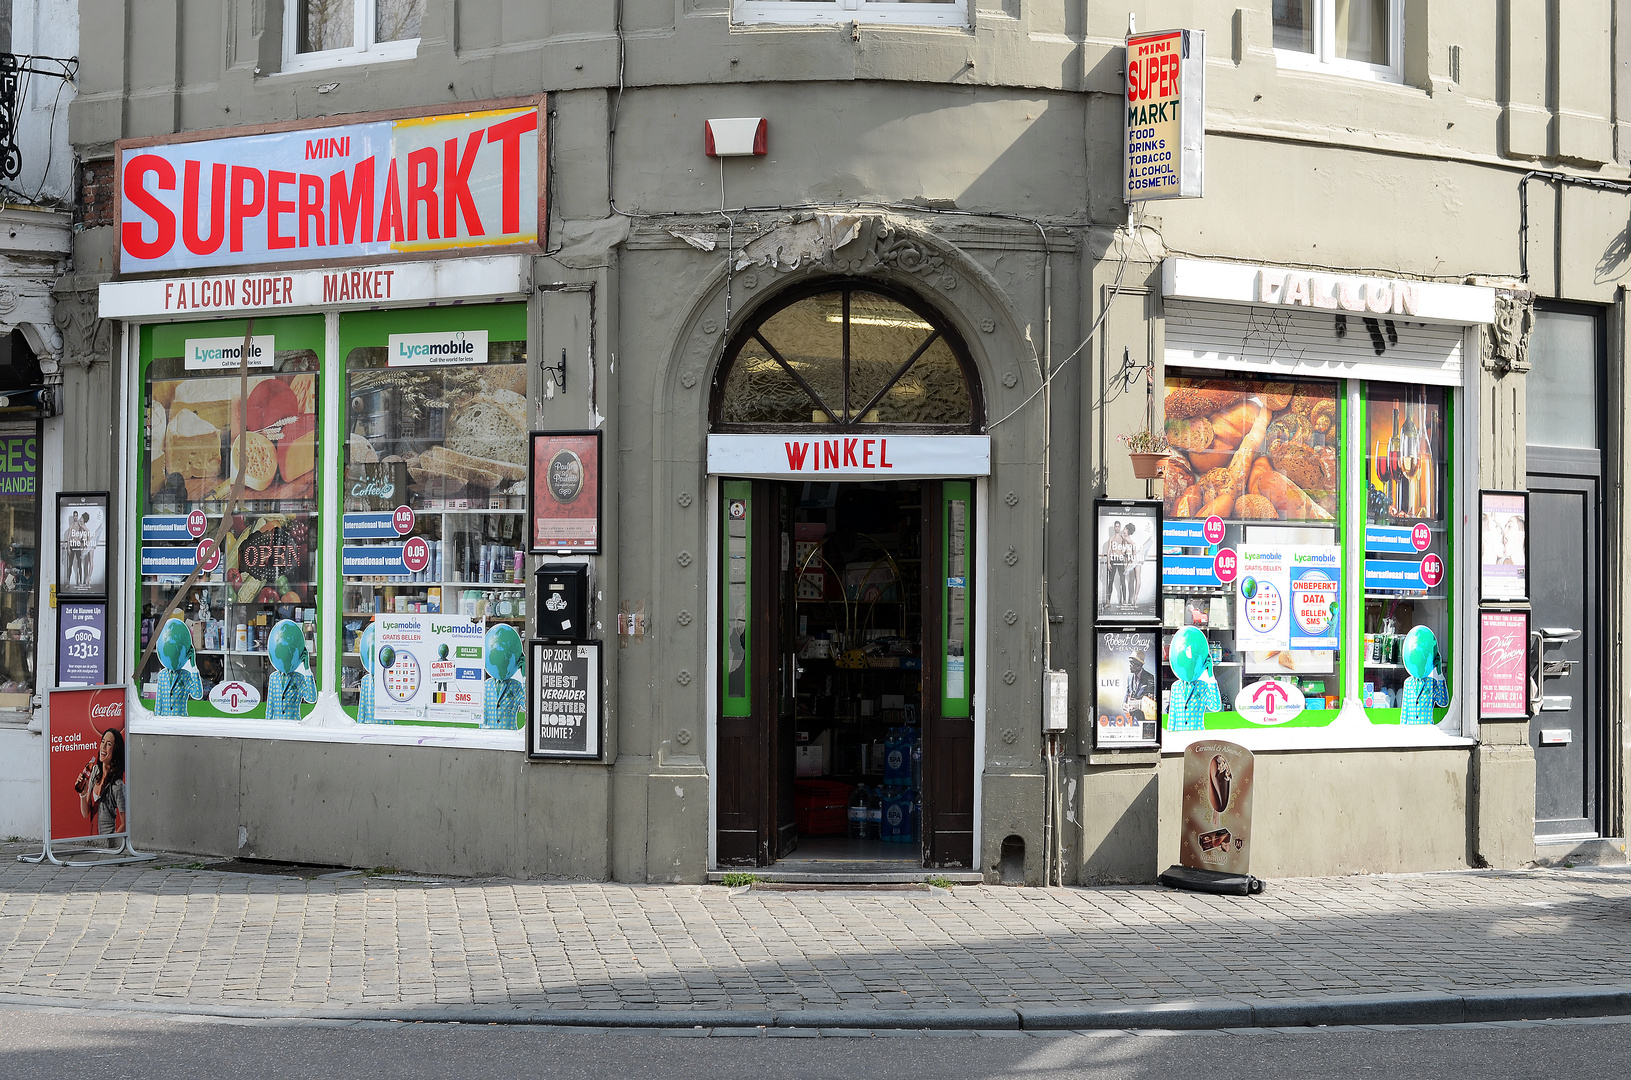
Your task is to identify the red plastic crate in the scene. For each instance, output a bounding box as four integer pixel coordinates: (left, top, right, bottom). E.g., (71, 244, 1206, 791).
(794, 779, 853, 837)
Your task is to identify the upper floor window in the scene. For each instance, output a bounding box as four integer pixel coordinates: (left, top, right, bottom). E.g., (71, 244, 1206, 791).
(283, 0, 424, 73)
(1273, 0, 1402, 82)
(734, 0, 968, 28)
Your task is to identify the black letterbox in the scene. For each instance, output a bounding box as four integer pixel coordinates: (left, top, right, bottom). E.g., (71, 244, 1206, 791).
(534, 563, 589, 638)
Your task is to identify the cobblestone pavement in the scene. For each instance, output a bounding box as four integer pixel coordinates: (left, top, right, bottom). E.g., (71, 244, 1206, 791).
(2, 842, 1629, 1017)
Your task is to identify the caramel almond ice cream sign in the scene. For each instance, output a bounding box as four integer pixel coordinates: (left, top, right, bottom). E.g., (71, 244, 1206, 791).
(1180, 739, 1255, 875)
(118, 101, 542, 273)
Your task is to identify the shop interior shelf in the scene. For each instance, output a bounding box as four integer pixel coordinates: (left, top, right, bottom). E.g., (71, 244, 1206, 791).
(1364, 662, 1405, 669)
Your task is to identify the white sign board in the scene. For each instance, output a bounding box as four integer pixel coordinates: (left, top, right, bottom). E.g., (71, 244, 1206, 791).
(387, 329, 489, 367)
(1162, 258, 1496, 326)
(183, 335, 276, 371)
(118, 104, 541, 274)
(98, 254, 529, 319)
(706, 434, 990, 479)
(1124, 29, 1204, 202)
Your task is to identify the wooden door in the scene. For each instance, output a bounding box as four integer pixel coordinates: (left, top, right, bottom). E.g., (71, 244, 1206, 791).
(921, 480, 976, 868)
(715, 479, 791, 866)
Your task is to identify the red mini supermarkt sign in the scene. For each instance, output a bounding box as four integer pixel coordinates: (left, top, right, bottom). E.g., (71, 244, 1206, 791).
(117, 98, 544, 275)
(1125, 29, 1205, 202)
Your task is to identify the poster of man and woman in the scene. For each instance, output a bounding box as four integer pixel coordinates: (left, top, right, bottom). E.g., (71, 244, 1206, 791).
(1095, 500, 1161, 624)
(57, 492, 109, 598)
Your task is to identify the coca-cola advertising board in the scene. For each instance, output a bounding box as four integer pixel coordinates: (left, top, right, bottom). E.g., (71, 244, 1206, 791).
(47, 687, 129, 845)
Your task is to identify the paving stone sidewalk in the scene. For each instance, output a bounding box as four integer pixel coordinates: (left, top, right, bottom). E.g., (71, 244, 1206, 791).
(2, 841, 1629, 1019)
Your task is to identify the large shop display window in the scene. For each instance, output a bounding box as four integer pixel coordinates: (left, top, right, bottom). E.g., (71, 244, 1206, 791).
(1160, 371, 1453, 737)
(139, 316, 323, 720)
(0, 424, 38, 710)
(338, 303, 529, 728)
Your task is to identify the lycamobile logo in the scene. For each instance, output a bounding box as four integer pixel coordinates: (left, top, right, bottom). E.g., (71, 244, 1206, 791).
(397, 337, 475, 360)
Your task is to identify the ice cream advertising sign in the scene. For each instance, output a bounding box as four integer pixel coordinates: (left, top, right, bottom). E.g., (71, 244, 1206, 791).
(118, 101, 543, 274)
(1179, 739, 1254, 875)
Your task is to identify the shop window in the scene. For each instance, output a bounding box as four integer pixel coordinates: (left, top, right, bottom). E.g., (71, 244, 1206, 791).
(137, 316, 324, 721)
(734, 0, 968, 28)
(713, 284, 981, 432)
(1361, 383, 1450, 722)
(337, 303, 529, 728)
(1161, 375, 1344, 730)
(282, 0, 423, 73)
(1160, 370, 1455, 736)
(1273, 0, 1402, 82)
(0, 423, 37, 713)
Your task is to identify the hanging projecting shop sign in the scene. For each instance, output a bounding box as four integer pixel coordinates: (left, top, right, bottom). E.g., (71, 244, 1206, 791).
(1124, 28, 1205, 202)
(116, 98, 544, 274)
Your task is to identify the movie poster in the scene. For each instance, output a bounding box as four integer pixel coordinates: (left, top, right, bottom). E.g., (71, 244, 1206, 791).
(1094, 628, 1161, 747)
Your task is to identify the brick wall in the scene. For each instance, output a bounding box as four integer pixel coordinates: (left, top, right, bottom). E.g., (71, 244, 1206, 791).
(77, 159, 114, 227)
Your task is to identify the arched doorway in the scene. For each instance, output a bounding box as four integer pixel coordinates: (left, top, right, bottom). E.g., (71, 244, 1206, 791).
(709, 280, 986, 871)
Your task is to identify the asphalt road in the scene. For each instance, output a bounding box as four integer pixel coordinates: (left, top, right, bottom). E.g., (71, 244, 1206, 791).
(1, 1008, 1625, 1080)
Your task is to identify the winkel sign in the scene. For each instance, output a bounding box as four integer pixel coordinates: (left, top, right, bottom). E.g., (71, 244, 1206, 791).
(707, 434, 990, 480)
(1124, 29, 1204, 202)
(117, 100, 543, 274)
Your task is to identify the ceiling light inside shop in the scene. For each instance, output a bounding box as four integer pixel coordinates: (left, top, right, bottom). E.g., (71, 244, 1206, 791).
(827, 315, 932, 330)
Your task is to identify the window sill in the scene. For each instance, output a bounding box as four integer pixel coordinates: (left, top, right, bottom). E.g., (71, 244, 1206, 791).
(1159, 699, 1474, 754)
(130, 693, 525, 752)
(276, 39, 420, 76)
(1272, 49, 1403, 85)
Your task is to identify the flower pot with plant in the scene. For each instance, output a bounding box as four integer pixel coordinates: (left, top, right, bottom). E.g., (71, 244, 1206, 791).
(1118, 427, 1171, 480)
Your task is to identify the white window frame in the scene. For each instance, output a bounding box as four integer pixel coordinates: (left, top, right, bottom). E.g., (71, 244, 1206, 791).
(734, 0, 968, 29)
(281, 0, 420, 74)
(1273, 0, 1403, 83)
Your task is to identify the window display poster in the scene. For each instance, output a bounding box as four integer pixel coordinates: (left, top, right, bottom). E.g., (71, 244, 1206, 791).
(1163, 375, 1339, 523)
(528, 639, 603, 759)
(57, 602, 108, 687)
(1094, 628, 1161, 747)
(1095, 500, 1161, 623)
(530, 431, 602, 552)
(1479, 490, 1528, 602)
(372, 614, 486, 722)
(1288, 547, 1342, 649)
(1479, 610, 1529, 719)
(1234, 547, 1289, 651)
(1367, 385, 1446, 526)
(57, 492, 109, 598)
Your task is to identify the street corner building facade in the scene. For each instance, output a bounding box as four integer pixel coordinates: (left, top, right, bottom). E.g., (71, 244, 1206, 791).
(46, 0, 1629, 882)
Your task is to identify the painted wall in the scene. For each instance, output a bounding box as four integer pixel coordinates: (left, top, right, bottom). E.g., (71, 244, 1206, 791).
(5, 0, 77, 206)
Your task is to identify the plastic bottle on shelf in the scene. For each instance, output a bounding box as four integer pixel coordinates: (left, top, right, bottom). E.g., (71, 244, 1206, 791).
(911, 739, 923, 792)
(848, 785, 869, 839)
(867, 786, 883, 840)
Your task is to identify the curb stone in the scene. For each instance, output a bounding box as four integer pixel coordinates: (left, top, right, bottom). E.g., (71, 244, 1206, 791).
(2, 987, 1630, 1031)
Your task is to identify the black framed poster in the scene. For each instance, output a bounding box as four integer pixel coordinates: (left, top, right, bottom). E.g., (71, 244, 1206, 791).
(57, 491, 109, 599)
(527, 638, 604, 760)
(1093, 626, 1162, 748)
(1093, 498, 1163, 624)
(1478, 489, 1528, 604)
(529, 430, 602, 553)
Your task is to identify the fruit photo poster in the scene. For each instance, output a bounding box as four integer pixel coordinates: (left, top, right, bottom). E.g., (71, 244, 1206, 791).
(530, 431, 601, 553)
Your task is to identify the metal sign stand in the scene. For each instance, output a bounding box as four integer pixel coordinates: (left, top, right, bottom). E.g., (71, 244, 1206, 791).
(16, 685, 154, 867)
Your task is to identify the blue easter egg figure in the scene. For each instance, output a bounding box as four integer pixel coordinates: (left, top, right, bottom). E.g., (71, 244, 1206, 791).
(355, 622, 388, 725)
(1166, 626, 1221, 732)
(482, 624, 526, 731)
(265, 619, 317, 723)
(1399, 625, 1448, 725)
(154, 617, 203, 717)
